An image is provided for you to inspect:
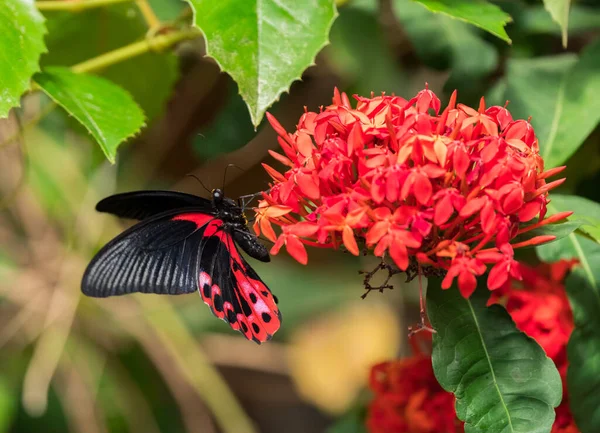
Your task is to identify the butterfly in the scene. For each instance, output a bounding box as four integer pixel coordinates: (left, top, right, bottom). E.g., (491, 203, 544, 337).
(81, 189, 281, 343)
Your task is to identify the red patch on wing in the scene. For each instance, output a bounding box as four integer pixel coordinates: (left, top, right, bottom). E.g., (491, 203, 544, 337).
(224, 236, 281, 342)
(172, 213, 214, 228)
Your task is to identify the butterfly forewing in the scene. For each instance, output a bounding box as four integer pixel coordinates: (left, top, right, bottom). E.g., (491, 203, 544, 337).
(82, 210, 213, 297)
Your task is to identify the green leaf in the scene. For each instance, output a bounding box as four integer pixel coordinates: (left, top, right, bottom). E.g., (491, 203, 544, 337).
(536, 222, 600, 433)
(504, 40, 600, 169)
(186, 0, 338, 127)
(408, 0, 512, 43)
(428, 279, 562, 433)
(34, 67, 146, 163)
(543, 0, 571, 47)
(42, 4, 179, 120)
(0, 0, 46, 118)
(543, 194, 600, 243)
(393, 0, 498, 95)
(193, 80, 262, 160)
(328, 1, 407, 96)
(511, 218, 583, 248)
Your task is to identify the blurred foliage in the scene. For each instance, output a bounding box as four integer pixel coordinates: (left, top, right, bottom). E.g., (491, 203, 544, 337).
(0, 0, 599, 433)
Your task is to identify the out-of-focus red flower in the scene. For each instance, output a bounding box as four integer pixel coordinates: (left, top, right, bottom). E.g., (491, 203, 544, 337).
(367, 355, 463, 433)
(257, 87, 571, 297)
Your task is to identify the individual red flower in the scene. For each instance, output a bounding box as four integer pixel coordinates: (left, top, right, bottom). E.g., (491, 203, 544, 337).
(256, 87, 571, 297)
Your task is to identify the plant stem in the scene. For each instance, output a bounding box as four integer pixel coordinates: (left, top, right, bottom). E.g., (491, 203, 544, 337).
(36, 0, 133, 11)
(135, 0, 161, 29)
(138, 297, 258, 433)
(71, 28, 200, 74)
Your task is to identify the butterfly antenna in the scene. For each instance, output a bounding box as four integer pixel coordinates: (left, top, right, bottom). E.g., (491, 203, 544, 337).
(185, 174, 212, 195)
(222, 163, 245, 194)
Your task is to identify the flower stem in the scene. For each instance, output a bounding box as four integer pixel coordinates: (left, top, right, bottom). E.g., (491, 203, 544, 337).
(71, 28, 199, 74)
(36, 0, 133, 11)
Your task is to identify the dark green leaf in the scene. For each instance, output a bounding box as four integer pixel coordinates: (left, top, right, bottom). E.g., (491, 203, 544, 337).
(193, 81, 261, 160)
(34, 67, 146, 163)
(408, 0, 512, 43)
(428, 279, 562, 433)
(0, 0, 46, 117)
(543, 0, 571, 47)
(42, 4, 179, 120)
(394, 0, 498, 92)
(186, 0, 338, 127)
(504, 40, 600, 169)
(328, 1, 407, 96)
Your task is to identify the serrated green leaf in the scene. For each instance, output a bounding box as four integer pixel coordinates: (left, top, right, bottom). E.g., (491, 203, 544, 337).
(0, 0, 47, 118)
(543, 0, 571, 47)
(41, 5, 179, 120)
(186, 0, 337, 127)
(34, 67, 146, 163)
(328, 1, 407, 96)
(536, 221, 600, 433)
(428, 279, 562, 433)
(408, 0, 512, 43)
(504, 40, 600, 169)
(393, 0, 498, 95)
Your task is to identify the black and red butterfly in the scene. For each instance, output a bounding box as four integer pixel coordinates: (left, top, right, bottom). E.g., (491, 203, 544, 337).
(81, 189, 281, 343)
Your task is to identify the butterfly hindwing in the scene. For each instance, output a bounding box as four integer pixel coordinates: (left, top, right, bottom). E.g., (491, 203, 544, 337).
(174, 214, 281, 343)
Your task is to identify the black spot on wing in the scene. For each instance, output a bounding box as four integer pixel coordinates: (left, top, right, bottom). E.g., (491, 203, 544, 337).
(261, 313, 272, 323)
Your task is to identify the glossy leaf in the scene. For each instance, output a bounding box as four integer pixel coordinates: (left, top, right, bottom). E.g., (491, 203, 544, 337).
(511, 218, 583, 248)
(428, 279, 562, 433)
(536, 224, 600, 433)
(409, 0, 512, 43)
(0, 0, 46, 118)
(393, 0, 497, 96)
(504, 40, 600, 169)
(186, 0, 337, 127)
(34, 67, 146, 163)
(543, 0, 571, 47)
(545, 194, 600, 243)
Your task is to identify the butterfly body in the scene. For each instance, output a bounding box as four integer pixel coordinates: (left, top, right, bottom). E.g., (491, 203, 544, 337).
(82, 189, 281, 343)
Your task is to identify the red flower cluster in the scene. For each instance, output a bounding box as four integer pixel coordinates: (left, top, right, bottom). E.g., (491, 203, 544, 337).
(367, 343, 463, 433)
(255, 88, 571, 297)
(366, 260, 579, 433)
(490, 259, 579, 433)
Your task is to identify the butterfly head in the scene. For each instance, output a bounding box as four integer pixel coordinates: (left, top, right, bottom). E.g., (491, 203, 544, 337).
(212, 189, 224, 204)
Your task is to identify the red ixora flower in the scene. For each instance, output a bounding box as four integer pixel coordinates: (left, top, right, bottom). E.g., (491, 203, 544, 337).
(255, 86, 571, 297)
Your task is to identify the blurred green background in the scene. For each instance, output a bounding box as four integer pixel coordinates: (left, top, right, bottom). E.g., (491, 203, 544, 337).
(0, 0, 599, 432)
